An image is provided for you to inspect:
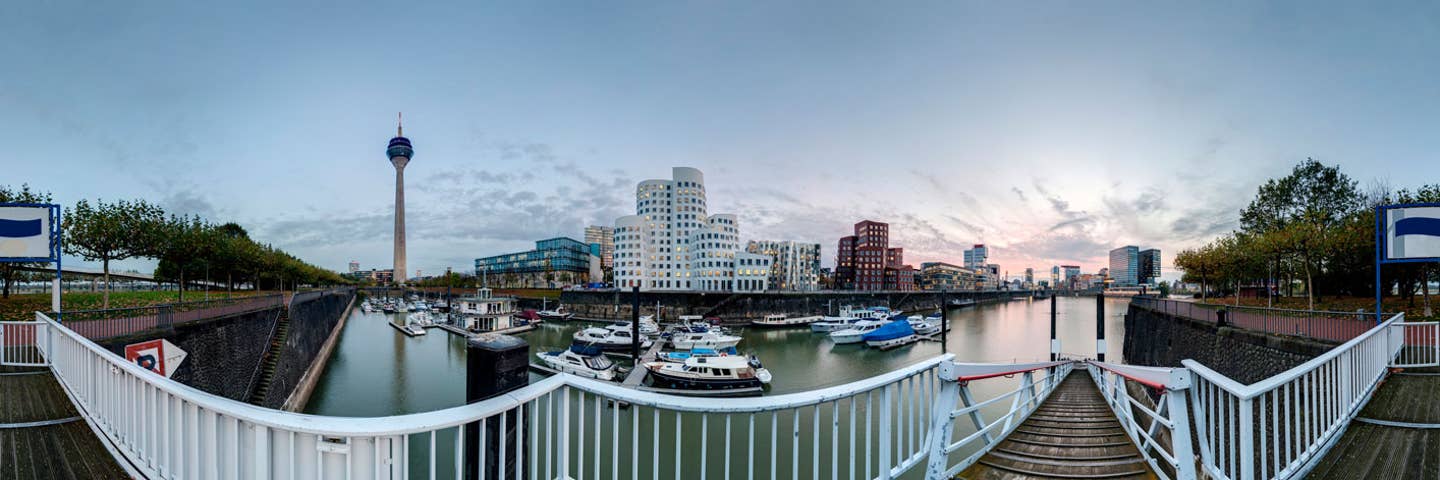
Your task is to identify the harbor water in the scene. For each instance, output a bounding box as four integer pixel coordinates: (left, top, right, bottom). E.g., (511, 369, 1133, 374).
(306, 296, 1134, 477)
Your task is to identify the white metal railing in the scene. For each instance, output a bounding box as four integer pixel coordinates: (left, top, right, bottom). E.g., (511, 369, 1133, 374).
(1088, 361, 1196, 480)
(1183, 312, 1405, 480)
(1391, 321, 1440, 367)
(36, 310, 951, 479)
(1, 319, 50, 366)
(925, 360, 1075, 477)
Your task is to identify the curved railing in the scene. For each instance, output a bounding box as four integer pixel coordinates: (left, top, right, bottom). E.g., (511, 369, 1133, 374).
(37, 310, 955, 479)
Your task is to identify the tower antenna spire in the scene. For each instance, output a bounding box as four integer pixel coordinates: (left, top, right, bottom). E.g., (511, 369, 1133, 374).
(397, 111, 403, 136)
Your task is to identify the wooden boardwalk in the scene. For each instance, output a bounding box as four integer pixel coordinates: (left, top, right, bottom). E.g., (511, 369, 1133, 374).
(958, 372, 1155, 480)
(0, 365, 130, 479)
(1309, 366, 1440, 479)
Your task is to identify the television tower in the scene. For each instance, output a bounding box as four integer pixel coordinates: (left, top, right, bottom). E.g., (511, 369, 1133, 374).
(387, 113, 414, 285)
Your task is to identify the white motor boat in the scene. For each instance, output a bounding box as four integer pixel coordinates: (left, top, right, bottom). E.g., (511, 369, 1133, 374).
(644, 355, 767, 391)
(538, 306, 574, 321)
(908, 318, 942, 336)
(608, 319, 660, 336)
(810, 317, 863, 333)
(838, 306, 902, 320)
(670, 331, 743, 350)
(538, 345, 617, 381)
(829, 320, 887, 344)
(573, 327, 653, 352)
(750, 314, 824, 328)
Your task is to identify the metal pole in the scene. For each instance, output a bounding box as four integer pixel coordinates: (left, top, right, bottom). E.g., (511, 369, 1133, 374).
(1050, 294, 1058, 361)
(939, 290, 947, 354)
(1376, 205, 1384, 324)
(1096, 294, 1106, 362)
(631, 285, 641, 360)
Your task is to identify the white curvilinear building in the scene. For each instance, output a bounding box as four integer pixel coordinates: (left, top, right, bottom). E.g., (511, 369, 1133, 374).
(613, 167, 771, 292)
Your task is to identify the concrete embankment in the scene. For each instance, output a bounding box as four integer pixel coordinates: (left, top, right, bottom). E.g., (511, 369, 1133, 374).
(268, 290, 356, 411)
(98, 306, 283, 402)
(558, 290, 1035, 324)
(1123, 302, 1335, 384)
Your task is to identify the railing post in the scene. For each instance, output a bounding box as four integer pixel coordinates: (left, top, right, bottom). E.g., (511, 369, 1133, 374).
(1168, 369, 1198, 480)
(924, 362, 961, 479)
(880, 383, 893, 480)
(1238, 396, 1255, 480)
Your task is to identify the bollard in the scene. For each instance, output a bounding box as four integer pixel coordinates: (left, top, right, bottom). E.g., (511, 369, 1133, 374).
(631, 285, 642, 359)
(1050, 295, 1058, 361)
(939, 290, 947, 354)
(1095, 295, 1106, 362)
(1217, 309, 1228, 328)
(464, 334, 529, 479)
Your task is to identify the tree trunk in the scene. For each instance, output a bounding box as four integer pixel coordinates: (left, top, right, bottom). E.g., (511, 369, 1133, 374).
(1304, 261, 1314, 312)
(102, 258, 111, 310)
(227, 272, 233, 298)
(179, 268, 186, 302)
(2, 266, 10, 299)
(1424, 265, 1433, 317)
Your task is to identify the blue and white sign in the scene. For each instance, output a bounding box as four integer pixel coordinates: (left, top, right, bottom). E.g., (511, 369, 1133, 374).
(1386, 206, 1440, 261)
(0, 206, 52, 259)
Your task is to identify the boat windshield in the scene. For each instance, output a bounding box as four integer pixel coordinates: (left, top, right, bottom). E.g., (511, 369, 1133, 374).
(584, 355, 614, 370)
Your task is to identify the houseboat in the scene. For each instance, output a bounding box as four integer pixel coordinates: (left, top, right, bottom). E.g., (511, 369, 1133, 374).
(451, 288, 520, 332)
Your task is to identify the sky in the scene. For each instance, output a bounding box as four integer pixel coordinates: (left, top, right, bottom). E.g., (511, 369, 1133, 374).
(3, 1, 1439, 282)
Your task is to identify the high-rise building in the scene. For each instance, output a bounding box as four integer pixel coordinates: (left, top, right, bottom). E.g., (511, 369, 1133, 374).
(348, 261, 359, 273)
(386, 113, 413, 285)
(612, 167, 770, 292)
(1024, 268, 1035, 287)
(1061, 265, 1081, 289)
(834, 220, 914, 291)
(1108, 246, 1140, 286)
(1139, 248, 1162, 285)
(584, 225, 615, 270)
(746, 240, 821, 291)
(963, 244, 988, 269)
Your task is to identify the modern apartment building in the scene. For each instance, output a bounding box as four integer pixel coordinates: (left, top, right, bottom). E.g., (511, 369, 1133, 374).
(612, 167, 771, 292)
(584, 225, 615, 270)
(746, 240, 822, 291)
(835, 220, 915, 291)
(919, 262, 977, 291)
(963, 244, 988, 269)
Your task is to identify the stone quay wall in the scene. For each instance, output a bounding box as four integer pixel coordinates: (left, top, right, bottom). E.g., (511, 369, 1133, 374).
(1123, 303, 1335, 384)
(557, 290, 1035, 324)
(99, 306, 283, 402)
(260, 290, 355, 409)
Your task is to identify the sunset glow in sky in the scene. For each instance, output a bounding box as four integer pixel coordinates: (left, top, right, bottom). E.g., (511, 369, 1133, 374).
(4, 2, 1439, 280)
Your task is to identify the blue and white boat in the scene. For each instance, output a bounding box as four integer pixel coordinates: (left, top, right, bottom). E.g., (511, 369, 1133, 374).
(863, 320, 918, 349)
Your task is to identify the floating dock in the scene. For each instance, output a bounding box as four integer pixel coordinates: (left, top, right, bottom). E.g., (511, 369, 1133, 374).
(621, 339, 667, 387)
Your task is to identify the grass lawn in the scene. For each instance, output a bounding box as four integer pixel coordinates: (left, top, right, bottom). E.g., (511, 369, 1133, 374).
(0, 290, 270, 322)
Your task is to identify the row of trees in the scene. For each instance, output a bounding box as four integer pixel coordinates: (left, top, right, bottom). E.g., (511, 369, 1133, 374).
(1, 184, 349, 308)
(1173, 159, 1437, 314)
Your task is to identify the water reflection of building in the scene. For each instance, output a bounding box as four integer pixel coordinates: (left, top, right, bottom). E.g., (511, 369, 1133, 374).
(451, 288, 517, 332)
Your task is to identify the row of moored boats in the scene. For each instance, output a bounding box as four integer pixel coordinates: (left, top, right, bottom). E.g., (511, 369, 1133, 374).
(539, 316, 773, 394)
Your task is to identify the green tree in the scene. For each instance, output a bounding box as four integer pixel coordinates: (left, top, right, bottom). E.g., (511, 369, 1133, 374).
(0, 185, 55, 298)
(63, 198, 166, 309)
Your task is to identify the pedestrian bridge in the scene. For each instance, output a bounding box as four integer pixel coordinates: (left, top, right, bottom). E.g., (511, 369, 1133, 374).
(0, 299, 1424, 479)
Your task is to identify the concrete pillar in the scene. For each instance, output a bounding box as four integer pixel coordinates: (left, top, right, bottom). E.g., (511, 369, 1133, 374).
(464, 334, 529, 479)
(631, 285, 641, 359)
(1050, 295, 1058, 361)
(939, 290, 948, 354)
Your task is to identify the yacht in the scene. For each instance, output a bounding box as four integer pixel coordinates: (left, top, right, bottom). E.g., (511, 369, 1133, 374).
(863, 320, 919, 349)
(839, 305, 902, 320)
(810, 317, 863, 333)
(538, 345, 617, 381)
(389, 320, 426, 337)
(829, 320, 888, 344)
(573, 327, 653, 352)
(670, 331, 743, 350)
(750, 314, 824, 328)
(538, 306, 574, 321)
(908, 317, 942, 336)
(656, 346, 739, 363)
(644, 355, 769, 391)
(608, 319, 660, 336)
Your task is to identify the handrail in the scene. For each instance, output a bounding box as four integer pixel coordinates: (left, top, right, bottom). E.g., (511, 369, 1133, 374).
(38, 310, 946, 431)
(1088, 360, 1174, 390)
(1185, 312, 1405, 400)
(949, 360, 1072, 382)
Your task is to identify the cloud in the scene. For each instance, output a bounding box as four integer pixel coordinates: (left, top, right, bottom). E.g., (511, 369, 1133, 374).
(1011, 187, 1028, 203)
